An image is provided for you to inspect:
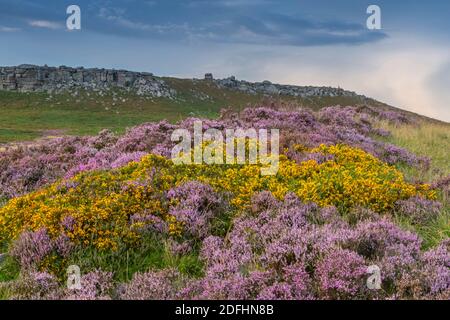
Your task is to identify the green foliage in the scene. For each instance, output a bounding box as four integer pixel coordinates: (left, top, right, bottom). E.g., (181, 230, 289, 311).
(0, 82, 374, 143)
(66, 233, 203, 283)
(0, 255, 20, 282)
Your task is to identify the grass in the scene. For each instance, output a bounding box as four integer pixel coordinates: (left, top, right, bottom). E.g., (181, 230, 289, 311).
(65, 233, 203, 284)
(377, 120, 450, 183)
(0, 82, 374, 144)
(373, 120, 450, 249)
(0, 255, 19, 299)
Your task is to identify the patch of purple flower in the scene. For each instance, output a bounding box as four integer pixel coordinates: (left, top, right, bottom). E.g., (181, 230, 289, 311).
(315, 249, 367, 299)
(167, 181, 221, 239)
(0, 105, 429, 199)
(119, 269, 179, 300)
(396, 196, 443, 224)
(10, 229, 53, 269)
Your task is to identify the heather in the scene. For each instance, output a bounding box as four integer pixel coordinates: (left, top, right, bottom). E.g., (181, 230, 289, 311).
(1, 193, 448, 300)
(0, 105, 429, 200)
(0, 104, 448, 300)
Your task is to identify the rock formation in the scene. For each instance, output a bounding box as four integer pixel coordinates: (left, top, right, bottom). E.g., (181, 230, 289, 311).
(215, 76, 359, 98)
(0, 65, 363, 99)
(0, 64, 176, 98)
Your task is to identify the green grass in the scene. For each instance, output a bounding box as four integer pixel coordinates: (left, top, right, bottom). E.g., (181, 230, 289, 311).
(0, 81, 375, 144)
(373, 120, 450, 249)
(0, 255, 20, 299)
(66, 233, 203, 283)
(394, 204, 450, 250)
(377, 120, 450, 183)
(0, 255, 20, 283)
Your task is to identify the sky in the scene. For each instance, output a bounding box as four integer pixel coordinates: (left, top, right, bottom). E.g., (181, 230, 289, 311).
(0, 0, 449, 121)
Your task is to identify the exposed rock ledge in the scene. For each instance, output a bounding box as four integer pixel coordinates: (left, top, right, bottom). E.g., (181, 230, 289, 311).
(0, 64, 176, 98)
(0, 65, 364, 100)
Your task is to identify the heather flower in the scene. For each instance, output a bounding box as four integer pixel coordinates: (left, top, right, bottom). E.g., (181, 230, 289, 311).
(431, 175, 450, 193)
(65, 270, 114, 300)
(314, 249, 367, 299)
(259, 263, 312, 300)
(396, 196, 442, 224)
(167, 181, 221, 238)
(167, 239, 193, 256)
(110, 152, 147, 168)
(62, 215, 76, 232)
(10, 229, 53, 269)
(377, 110, 413, 125)
(250, 191, 279, 213)
(7, 271, 60, 300)
(372, 127, 390, 137)
(418, 241, 450, 298)
(54, 234, 74, 257)
(350, 218, 421, 261)
(130, 211, 168, 234)
(119, 269, 179, 300)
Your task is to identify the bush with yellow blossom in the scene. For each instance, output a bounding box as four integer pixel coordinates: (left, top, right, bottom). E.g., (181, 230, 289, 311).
(0, 144, 434, 251)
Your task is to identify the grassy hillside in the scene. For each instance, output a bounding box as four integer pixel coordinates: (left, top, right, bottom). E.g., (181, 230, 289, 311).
(377, 120, 450, 182)
(0, 79, 377, 143)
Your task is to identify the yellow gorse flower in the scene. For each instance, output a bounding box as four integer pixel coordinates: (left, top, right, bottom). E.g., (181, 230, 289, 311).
(0, 144, 434, 250)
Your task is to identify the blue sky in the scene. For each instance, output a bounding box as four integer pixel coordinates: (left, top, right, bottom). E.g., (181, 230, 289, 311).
(0, 0, 449, 121)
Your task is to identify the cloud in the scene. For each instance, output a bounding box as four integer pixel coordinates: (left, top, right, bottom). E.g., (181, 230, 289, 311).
(0, 26, 20, 32)
(182, 35, 449, 122)
(28, 20, 62, 30)
(188, 0, 274, 7)
(97, 7, 194, 36)
(219, 14, 387, 46)
(427, 61, 450, 122)
(95, 5, 387, 47)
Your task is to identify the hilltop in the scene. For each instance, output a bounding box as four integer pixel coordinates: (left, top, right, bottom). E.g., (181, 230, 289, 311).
(0, 64, 433, 144)
(1, 64, 357, 98)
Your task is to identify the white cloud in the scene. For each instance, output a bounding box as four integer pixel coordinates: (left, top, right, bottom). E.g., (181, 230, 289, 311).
(188, 0, 274, 7)
(28, 20, 62, 30)
(0, 26, 20, 32)
(196, 35, 450, 122)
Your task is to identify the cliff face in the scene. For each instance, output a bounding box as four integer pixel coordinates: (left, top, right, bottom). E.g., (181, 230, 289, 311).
(0, 64, 175, 97)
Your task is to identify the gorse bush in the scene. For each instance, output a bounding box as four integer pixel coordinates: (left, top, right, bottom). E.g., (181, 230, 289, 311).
(0, 144, 434, 251)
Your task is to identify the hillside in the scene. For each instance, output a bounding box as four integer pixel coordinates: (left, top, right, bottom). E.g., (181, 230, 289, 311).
(0, 65, 448, 301)
(0, 64, 438, 144)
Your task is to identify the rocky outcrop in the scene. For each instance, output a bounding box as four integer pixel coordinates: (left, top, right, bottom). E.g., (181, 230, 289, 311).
(0, 65, 363, 100)
(0, 64, 176, 98)
(215, 76, 360, 98)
